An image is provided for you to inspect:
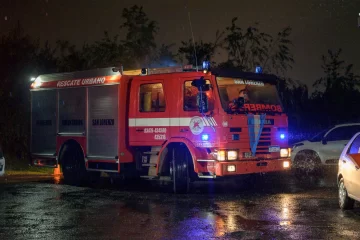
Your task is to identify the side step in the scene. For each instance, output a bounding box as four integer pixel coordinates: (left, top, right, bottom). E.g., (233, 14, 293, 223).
(141, 146, 161, 176)
(140, 176, 171, 181)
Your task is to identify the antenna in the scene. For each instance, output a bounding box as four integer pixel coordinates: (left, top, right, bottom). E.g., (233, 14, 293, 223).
(187, 9, 198, 71)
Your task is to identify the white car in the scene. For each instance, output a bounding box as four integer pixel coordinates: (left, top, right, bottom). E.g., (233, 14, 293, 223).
(338, 132, 360, 209)
(291, 123, 360, 174)
(0, 147, 4, 176)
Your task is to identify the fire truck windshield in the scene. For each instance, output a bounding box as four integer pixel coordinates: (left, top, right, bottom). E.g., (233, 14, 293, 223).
(216, 77, 283, 113)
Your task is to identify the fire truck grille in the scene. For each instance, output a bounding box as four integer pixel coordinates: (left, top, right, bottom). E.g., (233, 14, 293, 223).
(256, 127, 272, 154)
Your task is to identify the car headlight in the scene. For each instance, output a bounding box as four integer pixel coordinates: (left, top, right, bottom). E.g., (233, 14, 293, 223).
(280, 148, 291, 157)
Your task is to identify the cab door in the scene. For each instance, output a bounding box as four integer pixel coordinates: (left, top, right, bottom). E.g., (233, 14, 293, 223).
(178, 77, 216, 145)
(129, 78, 169, 146)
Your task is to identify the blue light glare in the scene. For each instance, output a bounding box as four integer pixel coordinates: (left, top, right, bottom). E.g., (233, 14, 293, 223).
(202, 134, 209, 141)
(280, 134, 285, 139)
(202, 61, 210, 70)
(255, 66, 263, 73)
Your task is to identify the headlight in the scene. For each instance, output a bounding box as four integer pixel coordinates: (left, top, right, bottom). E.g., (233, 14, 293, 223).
(283, 161, 290, 168)
(227, 151, 238, 160)
(217, 150, 226, 161)
(216, 150, 238, 161)
(280, 148, 291, 157)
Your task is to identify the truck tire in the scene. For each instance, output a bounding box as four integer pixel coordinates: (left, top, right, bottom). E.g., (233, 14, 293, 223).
(172, 146, 191, 194)
(338, 178, 355, 210)
(61, 144, 87, 186)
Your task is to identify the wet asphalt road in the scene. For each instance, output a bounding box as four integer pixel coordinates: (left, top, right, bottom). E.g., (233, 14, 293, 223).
(0, 169, 360, 240)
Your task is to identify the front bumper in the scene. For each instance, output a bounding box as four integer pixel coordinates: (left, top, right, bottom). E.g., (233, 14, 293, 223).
(197, 158, 291, 178)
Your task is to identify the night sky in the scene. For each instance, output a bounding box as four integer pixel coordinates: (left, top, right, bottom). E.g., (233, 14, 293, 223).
(1, 0, 360, 90)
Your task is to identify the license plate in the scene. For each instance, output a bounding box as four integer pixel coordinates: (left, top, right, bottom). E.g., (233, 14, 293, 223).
(243, 152, 253, 158)
(269, 146, 280, 152)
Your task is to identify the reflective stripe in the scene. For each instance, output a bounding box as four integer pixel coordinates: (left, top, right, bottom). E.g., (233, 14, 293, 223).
(128, 117, 217, 127)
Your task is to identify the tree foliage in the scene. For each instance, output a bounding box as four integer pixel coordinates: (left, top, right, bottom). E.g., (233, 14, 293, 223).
(311, 49, 360, 126)
(178, 30, 223, 66)
(313, 48, 360, 93)
(120, 5, 158, 68)
(221, 18, 294, 75)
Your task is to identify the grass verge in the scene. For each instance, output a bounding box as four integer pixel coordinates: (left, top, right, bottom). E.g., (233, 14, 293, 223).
(3, 157, 53, 176)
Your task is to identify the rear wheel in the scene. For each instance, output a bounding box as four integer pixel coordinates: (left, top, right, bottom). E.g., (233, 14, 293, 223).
(338, 178, 355, 210)
(60, 144, 87, 186)
(171, 145, 191, 194)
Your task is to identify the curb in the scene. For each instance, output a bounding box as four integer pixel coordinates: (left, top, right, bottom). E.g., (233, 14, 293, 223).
(0, 174, 62, 181)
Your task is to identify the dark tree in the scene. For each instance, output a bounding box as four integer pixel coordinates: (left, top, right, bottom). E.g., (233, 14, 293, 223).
(120, 5, 158, 68)
(221, 18, 294, 75)
(312, 48, 360, 126)
(178, 30, 223, 66)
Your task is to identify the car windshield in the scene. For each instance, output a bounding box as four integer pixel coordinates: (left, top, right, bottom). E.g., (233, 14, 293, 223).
(216, 77, 283, 113)
(309, 127, 331, 142)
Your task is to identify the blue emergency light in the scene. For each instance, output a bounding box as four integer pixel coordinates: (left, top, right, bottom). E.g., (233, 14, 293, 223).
(201, 134, 209, 141)
(202, 61, 210, 70)
(255, 66, 262, 74)
(280, 133, 285, 139)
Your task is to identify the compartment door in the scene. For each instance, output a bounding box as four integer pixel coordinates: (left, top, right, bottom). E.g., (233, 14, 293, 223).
(31, 90, 57, 155)
(87, 85, 119, 159)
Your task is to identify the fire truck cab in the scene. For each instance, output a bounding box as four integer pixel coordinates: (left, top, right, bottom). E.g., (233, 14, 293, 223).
(30, 64, 290, 193)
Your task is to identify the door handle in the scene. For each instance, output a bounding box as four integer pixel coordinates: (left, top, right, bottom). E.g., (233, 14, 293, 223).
(136, 128, 144, 132)
(180, 128, 189, 132)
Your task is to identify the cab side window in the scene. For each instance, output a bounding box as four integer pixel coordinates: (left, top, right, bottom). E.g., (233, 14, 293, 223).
(139, 83, 166, 112)
(183, 80, 214, 111)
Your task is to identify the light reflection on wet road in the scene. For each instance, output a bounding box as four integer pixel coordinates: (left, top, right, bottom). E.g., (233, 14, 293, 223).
(1, 170, 360, 240)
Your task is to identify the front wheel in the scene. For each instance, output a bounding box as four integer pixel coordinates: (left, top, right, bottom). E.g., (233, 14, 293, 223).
(293, 151, 322, 178)
(339, 178, 355, 210)
(172, 146, 191, 194)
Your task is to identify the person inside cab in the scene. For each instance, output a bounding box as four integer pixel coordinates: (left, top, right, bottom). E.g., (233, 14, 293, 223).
(228, 87, 249, 112)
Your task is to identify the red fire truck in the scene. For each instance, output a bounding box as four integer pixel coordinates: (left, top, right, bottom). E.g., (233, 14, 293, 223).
(30, 64, 291, 193)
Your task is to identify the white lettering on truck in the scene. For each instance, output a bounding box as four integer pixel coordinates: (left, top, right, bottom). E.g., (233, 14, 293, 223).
(56, 77, 106, 88)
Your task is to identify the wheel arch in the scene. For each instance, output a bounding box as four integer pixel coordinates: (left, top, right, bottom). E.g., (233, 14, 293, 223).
(58, 139, 85, 165)
(157, 138, 206, 176)
(337, 173, 344, 186)
(294, 149, 322, 163)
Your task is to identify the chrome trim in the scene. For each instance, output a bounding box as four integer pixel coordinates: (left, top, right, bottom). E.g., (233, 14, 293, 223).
(86, 156, 118, 160)
(57, 132, 85, 136)
(197, 159, 216, 162)
(198, 175, 217, 179)
(86, 168, 118, 173)
(31, 153, 56, 158)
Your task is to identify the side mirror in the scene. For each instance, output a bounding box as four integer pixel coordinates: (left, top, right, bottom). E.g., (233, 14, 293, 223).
(191, 77, 210, 91)
(197, 92, 208, 113)
(322, 138, 327, 145)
